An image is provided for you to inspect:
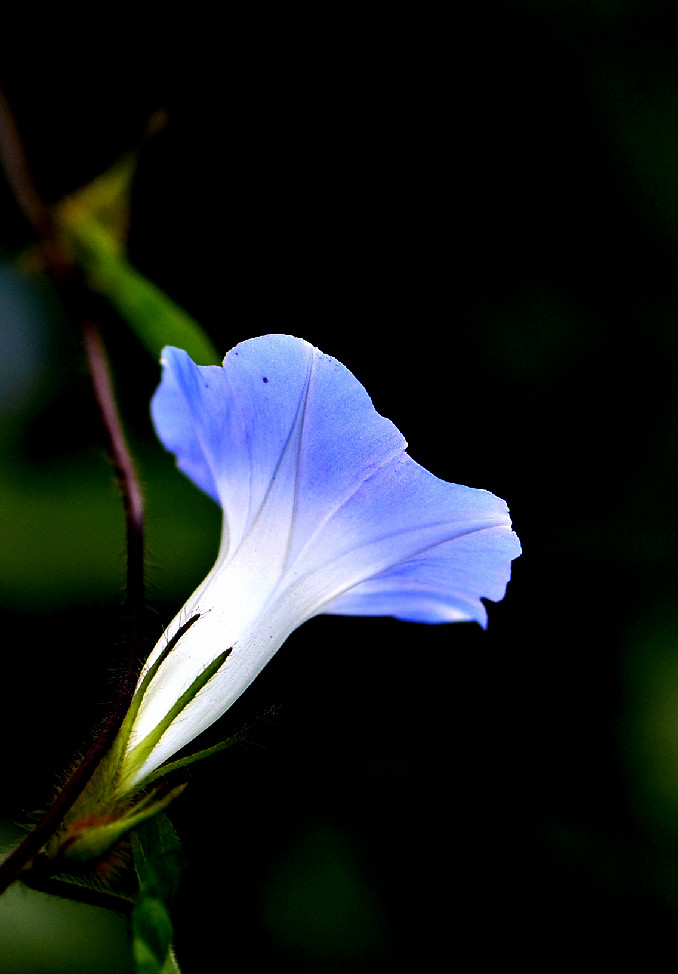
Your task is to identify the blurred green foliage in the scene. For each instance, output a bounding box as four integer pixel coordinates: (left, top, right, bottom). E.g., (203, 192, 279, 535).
(0, 824, 131, 974)
(0, 261, 220, 612)
(259, 818, 396, 970)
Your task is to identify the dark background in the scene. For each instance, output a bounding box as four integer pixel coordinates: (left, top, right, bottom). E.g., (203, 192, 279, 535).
(2, 2, 678, 970)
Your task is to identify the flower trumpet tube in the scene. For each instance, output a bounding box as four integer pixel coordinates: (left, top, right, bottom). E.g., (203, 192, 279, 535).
(114, 335, 520, 793)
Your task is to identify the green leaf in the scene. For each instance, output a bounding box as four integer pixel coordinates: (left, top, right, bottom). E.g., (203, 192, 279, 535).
(55, 158, 220, 366)
(71, 218, 219, 365)
(131, 815, 183, 974)
(133, 814, 183, 903)
(161, 947, 182, 973)
(134, 896, 173, 969)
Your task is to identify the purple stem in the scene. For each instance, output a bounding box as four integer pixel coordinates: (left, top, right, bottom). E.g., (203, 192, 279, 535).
(0, 86, 146, 894)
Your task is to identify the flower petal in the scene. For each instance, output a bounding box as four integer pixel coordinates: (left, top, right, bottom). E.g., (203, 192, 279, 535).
(152, 337, 405, 559)
(152, 337, 520, 628)
(286, 453, 520, 627)
(132, 335, 520, 785)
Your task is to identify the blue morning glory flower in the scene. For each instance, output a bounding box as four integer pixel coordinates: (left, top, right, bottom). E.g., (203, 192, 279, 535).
(118, 335, 520, 788)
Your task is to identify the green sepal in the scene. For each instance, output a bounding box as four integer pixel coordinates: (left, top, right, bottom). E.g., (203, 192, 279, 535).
(119, 648, 231, 793)
(107, 616, 201, 796)
(143, 704, 276, 787)
(48, 784, 186, 871)
(143, 729, 245, 787)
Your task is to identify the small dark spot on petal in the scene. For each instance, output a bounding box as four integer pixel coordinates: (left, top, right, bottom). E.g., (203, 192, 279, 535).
(262, 376, 269, 383)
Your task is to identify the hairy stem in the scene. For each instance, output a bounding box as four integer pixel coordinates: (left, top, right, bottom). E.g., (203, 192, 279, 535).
(80, 318, 145, 656)
(0, 86, 147, 894)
